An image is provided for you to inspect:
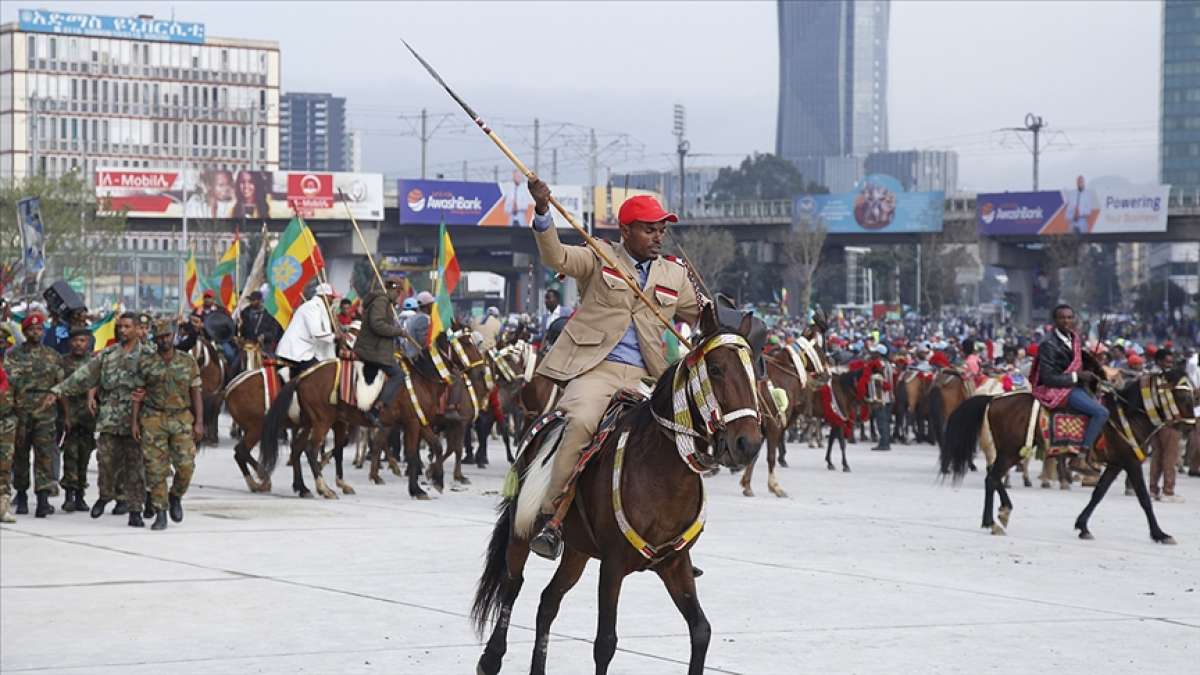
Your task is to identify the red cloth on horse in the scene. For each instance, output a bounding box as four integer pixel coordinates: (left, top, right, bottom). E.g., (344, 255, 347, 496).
(820, 384, 853, 436)
(489, 387, 505, 421)
(1029, 331, 1081, 410)
(0, 363, 8, 395)
(929, 351, 950, 369)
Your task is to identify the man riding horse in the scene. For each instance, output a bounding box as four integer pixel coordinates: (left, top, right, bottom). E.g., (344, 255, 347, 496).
(525, 178, 700, 560)
(1030, 303, 1108, 454)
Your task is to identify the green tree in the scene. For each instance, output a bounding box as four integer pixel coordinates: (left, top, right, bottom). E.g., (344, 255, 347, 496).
(707, 153, 827, 201)
(0, 172, 126, 296)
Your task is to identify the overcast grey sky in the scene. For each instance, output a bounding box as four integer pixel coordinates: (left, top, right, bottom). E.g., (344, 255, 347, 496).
(4, 1, 1162, 192)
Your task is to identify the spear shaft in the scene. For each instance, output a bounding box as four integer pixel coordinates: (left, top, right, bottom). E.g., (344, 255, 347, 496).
(402, 40, 691, 350)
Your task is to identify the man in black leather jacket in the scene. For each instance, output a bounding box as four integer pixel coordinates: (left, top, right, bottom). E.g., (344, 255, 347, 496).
(1036, 304, 1107, 451)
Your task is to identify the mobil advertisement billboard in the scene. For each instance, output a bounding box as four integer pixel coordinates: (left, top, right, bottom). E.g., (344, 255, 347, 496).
(96, 168, 384, 220)
(976, 178, 1169, 235)
(792, 174, 944, 234)
(398, 178, 582, 227)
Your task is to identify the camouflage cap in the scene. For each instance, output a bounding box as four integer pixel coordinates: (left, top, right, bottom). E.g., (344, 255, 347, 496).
(152, 318, 176, 337)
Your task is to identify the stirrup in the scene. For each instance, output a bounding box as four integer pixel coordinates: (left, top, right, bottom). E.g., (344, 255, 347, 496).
(530, 521, 563, 560)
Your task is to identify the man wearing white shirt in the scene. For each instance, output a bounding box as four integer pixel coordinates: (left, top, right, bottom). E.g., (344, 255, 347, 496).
(276, 284, 340, 377)
(1068, 175, 1099, 234)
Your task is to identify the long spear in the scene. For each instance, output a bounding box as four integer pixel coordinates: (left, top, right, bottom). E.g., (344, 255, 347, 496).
(402, 40, 691, 350)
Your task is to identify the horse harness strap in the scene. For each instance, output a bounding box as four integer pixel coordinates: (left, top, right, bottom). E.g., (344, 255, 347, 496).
(782, 344, 809, 388)
(1108, 375, 1193, 462)
(612, 429, 706, 564)
(796, 336, 826, 376)
(397, 359, 428, 426)
(1109, 407, 1147, 463)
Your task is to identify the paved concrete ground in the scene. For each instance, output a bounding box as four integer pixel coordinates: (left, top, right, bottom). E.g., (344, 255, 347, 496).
(2, 424, 1198, 674)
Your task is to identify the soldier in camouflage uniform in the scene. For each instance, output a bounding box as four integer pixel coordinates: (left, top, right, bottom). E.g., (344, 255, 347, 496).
(44, 313, 149, 527)
(59, 328, 97, 513)
(7, 314, 65, 518)
(132, 319, 204, 531)
(1, 350, 16, 523)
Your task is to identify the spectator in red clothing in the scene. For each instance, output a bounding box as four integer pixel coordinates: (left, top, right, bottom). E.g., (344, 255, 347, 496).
(337, 299, 355, 327)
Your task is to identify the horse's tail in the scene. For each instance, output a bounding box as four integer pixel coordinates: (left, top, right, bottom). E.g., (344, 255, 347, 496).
(471, 497, 514, 638)
(260, 377, 301, 475)
(939, 394, 991, 482)
(928, 384, 945, 445)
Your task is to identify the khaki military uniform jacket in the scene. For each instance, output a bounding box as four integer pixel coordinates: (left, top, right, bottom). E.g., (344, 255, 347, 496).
(533, 226, 699, 382)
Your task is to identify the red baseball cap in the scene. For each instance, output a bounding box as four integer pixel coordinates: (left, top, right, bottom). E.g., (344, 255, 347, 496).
(203, 289, 216, 298)
(618, 195, 677, 226)
(21, 313, 45, 331)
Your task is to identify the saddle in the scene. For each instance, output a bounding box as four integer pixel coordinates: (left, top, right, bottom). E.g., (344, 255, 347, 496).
(1039, 411, 1088, 457)
(331, 359, 386, 412)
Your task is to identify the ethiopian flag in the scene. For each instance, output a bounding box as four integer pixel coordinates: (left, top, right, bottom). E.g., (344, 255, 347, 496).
(265, 218, 324, 328)
(91, 309, 117, 351)
(210, 237, 240, 312)
(184, 250, 200, 309)
(428, 221, 460, 346)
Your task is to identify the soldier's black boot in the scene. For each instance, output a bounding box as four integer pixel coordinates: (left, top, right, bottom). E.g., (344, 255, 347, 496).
(90, 499, 109, 518)
(168, 495, 184, 523)
(112, 500, 129, 515)
(127, 511, 144, 528)
(62, 488, 77, 512)
(14, 491, 28, 515)
(151, 510, 168, 531)
(73, 490, 88, 512)
(142, 493, 154, 519)
(529, 517, 563, 561)
(34, 491, 55, 518)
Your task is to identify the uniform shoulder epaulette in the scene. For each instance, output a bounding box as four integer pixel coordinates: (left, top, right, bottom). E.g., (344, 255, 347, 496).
(662, 254, 687, 268)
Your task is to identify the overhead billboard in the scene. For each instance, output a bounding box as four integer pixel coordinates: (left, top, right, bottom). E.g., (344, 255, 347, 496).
(593, 186, 667, 230)
(793, 174, 944, 234)
(398, 177, 582, 227)
(96, 168, 384, 220)
(977, 179, 1169, 235)
(19, 8, 206, 44)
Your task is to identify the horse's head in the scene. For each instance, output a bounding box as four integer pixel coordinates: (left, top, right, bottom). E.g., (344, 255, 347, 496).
(1158, 367, 1196, 429)
(677, 298, 765, 468)
(448, 330, 491, 398)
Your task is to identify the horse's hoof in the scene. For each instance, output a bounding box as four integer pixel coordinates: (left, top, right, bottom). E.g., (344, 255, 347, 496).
(998, 508, 1011, 528)
(742, 488, 754, 497)
(1023, 478, 1032, 487)
(990, 524, 1006, 536)
(338, 482, 356, 495)
(370, 476, 385, 485)
(826, 464, 836, 471)
(1078, 530, 1094, 540)
(842, 466, 851, 473)
(1155, 535, 1177, 545)
(778, 458, 789, 469)
(1060, 483, 1071, 491)
(457, 476, 472, 486)
(1041, 481, 1051, 489)
(772, 489, 789, 499)
(297, 489, 314, 499)
(411, 492, 431, 501)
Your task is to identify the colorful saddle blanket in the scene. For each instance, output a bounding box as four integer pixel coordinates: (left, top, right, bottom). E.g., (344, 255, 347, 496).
(1039, 411, 1088, 456)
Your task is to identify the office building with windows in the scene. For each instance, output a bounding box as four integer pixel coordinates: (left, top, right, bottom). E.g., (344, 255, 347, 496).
(776, 0, 889, 165)
(280, 92, 348, 172)
(0, 8, 280, 182)
(865, 150, 958, 192)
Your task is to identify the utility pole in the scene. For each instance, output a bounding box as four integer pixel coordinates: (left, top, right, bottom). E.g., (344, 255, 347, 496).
(1003, 113, 1046, 190)
(29, 93, 39, 175)
(673, 104, 689, 215)
(462, 160, 468, 181)
(420, 108, 428, 178)
(552, 148, 558, 183)
(493, 165, 499, 183)
(533, 117, 540, 176)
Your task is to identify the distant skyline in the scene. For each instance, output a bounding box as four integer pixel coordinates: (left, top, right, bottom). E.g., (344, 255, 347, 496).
(2, 1, 1161, 192)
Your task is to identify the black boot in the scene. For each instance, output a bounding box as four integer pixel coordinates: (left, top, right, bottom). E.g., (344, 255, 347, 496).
(151, 510, 168, 531)
(364, 407, 383, 428)
(90, 499, 109, 518)
(529, 517, 563, 561)
(112, 500, 129, 515)
(127, 511, 144, 528)
(168, 495, 184, 523)
(143, 493, 154, 519)
(62, 488, 77, 512)
(73, 490, 89, 512)
(14, 491, 28, 515)
(34, 491, 55, 518)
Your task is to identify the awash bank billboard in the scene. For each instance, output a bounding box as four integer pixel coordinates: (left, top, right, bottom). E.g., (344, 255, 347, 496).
(977, 179, 1169, 235)
(398, 178, 582, 227)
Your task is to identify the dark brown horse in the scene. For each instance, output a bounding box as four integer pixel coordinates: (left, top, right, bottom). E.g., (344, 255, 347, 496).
(893, 369, 933, 444)
(927, 369, 969, 449)
(471, 309, 765, 675)
(941, 367, 1195, 542)
(191, 337, 226, 445)
(740, 334, 829, 497)
(824, 368, 866, 472)
(222, 365, 285, 493)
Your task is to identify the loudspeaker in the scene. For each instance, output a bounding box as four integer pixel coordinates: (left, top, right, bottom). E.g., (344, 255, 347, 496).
(43, 280, 87, 317)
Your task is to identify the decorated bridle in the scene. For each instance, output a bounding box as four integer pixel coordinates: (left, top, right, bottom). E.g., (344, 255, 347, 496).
(446, 330, 492, 420)
(649, 332, 761, 473)
(1104, 373, 1195, 462)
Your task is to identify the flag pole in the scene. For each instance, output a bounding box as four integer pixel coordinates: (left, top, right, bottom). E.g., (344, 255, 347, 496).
(402, 40, 690, 349)
(295, 213, 342, 335)
(337, 189, 400, 322)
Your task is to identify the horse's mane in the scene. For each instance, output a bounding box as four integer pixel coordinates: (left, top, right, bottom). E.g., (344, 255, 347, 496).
(836, 369, 861, 390)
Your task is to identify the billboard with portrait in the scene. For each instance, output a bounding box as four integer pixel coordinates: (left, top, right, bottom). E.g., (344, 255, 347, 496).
(976, 179, 1169, 235)
(792, 174, 944, 234)
(95, 168, 384, 220)
(398, 177, 582, 227)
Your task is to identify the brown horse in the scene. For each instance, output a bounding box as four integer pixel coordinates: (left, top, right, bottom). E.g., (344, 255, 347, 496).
(927, 369, 969, 449)
(941, 367, 1195, 542)
(471, 309, 765, 675)
(222, 364, 285, 493)
(191, 337, 226, 445)
(824, 368, 867, 471)
(356, 331, 489, 496)
(893, 369, 933, 444)
(740, 334, 829, 497)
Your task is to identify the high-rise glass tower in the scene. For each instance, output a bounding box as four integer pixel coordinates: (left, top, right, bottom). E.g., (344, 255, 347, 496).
(1161, 0, 1200, 192)
(776, 0, 889, 165)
